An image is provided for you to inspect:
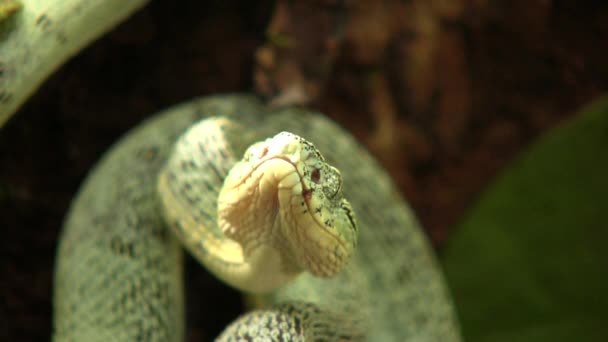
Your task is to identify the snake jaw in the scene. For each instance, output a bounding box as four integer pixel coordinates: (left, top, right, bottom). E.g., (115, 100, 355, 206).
(219, 131, 358, 283)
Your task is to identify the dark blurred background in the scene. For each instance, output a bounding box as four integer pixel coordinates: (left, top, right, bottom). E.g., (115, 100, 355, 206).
(1, 1, 607, 340)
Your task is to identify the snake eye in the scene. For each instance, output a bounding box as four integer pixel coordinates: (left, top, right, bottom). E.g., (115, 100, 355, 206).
(311, 168, 321, 183)
(259, 147, 269, 158)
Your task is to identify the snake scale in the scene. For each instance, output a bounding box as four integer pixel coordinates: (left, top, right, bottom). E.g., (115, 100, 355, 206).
(53, 95, 461, 341)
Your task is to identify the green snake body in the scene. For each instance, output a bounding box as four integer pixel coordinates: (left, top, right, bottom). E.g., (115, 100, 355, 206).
(53, 95, 461, 340)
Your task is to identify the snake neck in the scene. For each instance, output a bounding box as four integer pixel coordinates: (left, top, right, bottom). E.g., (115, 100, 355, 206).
(156, 117, 306, 293)
(157, 170, 300, 294)
(217, 157, 305, 292)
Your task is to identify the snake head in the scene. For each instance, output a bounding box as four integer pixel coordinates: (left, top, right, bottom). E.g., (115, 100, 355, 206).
(219, 131, 358, 281)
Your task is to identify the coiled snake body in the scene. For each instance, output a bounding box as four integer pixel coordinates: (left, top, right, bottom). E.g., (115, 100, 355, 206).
(53, 95, 460, 341)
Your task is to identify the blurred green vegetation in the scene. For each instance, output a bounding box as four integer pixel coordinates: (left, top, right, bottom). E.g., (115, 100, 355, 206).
(442, 97, 608, 341)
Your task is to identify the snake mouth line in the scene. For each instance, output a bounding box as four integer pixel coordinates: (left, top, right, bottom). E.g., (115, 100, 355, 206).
(230, 155, 347, 251)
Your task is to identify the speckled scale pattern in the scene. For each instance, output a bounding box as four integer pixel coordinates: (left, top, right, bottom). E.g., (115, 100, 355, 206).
(53, 95, 461, 341)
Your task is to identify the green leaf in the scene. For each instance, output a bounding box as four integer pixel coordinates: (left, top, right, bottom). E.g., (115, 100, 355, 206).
(442, 97, 608, 341)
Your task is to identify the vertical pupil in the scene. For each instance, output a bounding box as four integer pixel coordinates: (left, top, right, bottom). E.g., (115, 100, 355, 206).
(311, 168, 321, 183)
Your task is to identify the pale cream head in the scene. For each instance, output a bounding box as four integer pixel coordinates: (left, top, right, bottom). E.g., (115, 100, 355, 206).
(218, 132, 358, 282)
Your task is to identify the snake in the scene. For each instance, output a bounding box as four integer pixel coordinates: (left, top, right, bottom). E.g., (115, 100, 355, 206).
(1, 2, 462, 341)
(52, 95, 461, 341)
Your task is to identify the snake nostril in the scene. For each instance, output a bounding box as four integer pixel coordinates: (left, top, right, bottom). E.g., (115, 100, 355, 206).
(311, 168, 321, 183)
